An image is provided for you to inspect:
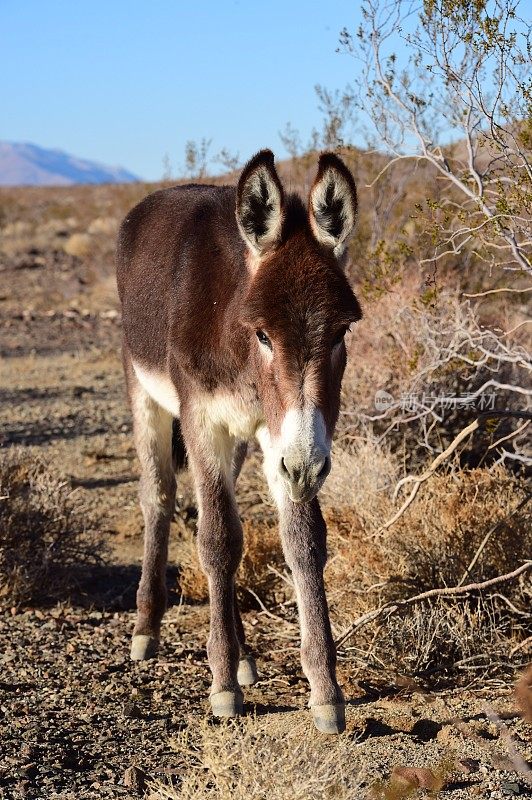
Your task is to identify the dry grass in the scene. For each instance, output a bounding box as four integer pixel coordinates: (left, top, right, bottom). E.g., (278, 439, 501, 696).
(0, 448, 104, 607)
(63, 231, 92, 257)
(388, 467, 531, 592)
(148, 715, 364, 800)
(322, 466, 531, 682)
(87, 216, 119, 236)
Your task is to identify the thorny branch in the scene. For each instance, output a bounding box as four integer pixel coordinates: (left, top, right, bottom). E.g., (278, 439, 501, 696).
(381, 411, 532, 531)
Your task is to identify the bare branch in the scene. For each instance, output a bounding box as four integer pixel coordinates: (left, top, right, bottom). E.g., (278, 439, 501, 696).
(335, 561, 532, 649)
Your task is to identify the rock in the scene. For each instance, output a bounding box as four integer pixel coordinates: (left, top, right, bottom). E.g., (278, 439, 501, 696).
(501, 781, 522, 796)
(123, 701, 142, 719)
(124, 765, 147, 792)
(391, 766, 446, 791)
(436, 723, 464, 747)
(456, 757, 481, 774)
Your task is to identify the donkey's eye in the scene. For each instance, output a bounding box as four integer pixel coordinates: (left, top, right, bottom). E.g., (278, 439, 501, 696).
(256, 330, 272, 350)
(332, 326, 349, 347)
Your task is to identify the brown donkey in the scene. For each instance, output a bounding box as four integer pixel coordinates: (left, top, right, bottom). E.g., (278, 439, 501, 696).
(116, 150, 361, 734)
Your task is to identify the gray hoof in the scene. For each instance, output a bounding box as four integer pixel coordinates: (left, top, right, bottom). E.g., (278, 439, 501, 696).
(210, 690, 244, 718)
(130, 635, 158, 661)
(237, 656, 259, 687)
(311, 703, 346, 734)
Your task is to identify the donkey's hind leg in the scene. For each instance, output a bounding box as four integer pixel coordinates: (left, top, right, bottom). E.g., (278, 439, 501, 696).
(127, 363, 176, 661)
(233, 586, 258, 687)
(230, 440, 259, 686)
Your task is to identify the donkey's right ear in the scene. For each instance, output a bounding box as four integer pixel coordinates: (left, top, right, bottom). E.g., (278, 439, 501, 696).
(236, 150, 284, 257)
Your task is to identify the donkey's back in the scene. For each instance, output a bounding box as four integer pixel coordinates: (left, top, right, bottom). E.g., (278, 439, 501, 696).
(117, 184, 248, 376)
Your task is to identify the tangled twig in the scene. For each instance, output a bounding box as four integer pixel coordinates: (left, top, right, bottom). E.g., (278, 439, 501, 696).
(381, 411, 532, 531)
(335, 561, 532, 649)
(458, 492, 532, 586)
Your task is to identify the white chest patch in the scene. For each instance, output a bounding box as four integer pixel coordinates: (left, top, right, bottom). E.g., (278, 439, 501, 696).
(132, 362, 181, 417)
(195, 389, 262, 442)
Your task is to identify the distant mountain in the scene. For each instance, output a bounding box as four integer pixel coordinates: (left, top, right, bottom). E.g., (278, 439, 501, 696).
(0, 141, 140, 186)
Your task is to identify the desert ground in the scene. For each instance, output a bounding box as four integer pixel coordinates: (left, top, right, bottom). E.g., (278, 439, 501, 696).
(0, 177, 530, 800)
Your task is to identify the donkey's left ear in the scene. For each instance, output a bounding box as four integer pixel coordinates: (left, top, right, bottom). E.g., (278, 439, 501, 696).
(308, 153, 357, 257)
(236, 149, 285, 257)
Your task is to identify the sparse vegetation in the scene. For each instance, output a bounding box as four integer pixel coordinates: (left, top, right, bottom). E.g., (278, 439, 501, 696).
(0, 449, 103, 607)
(148, 716, 364, 800)
(63, 231, 92, 258)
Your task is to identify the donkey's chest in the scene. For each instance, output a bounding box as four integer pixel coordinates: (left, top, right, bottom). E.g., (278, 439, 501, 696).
(197, 388, 263, 441)
(133, 361, 262, 440)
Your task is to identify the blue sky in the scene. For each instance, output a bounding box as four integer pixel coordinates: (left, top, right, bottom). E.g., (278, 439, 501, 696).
(1, 1, 366, 180)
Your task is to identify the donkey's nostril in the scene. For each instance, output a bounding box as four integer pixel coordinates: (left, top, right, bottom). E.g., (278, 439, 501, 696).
(318, 456, 331, 479)
(280, 458, 300, 484)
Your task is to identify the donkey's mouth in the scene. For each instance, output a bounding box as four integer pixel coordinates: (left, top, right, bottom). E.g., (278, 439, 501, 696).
(287, 483, 322, 504)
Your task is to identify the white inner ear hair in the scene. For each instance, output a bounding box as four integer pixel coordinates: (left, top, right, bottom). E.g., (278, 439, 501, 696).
(310, 168, 355, 256)
(238, 166, 283, 256)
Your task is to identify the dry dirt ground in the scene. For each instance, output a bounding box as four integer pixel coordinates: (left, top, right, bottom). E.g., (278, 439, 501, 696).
(0, 207, 531, 800)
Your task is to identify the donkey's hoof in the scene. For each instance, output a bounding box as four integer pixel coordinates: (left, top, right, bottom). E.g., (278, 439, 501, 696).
(237, 656, 259, 687)
(130, 635, 158, 661)
(311, 703, 346, 734)
(210, 690, 244, 718)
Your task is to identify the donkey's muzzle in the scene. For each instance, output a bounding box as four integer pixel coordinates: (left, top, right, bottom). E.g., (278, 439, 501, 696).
(279, 452, 331, 503)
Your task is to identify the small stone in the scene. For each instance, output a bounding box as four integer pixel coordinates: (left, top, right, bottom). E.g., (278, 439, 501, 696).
(123, 701, 142, 719)
(124, 766, 147, 792)
(391, 767, 445, 791)
(501, 781, 522, 796)
(456, 758, 480, 774)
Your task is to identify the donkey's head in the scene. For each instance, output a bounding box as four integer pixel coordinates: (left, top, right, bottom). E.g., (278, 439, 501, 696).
(237, 150, 361, 503)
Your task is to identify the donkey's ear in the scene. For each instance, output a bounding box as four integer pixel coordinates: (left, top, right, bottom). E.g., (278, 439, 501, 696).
(236, 149, 284, 256)
(308, 153, 357, 256)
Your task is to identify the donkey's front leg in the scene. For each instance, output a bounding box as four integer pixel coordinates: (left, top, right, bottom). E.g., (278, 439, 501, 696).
(280, 498, 345, 734)
(182, 420, 244, 717)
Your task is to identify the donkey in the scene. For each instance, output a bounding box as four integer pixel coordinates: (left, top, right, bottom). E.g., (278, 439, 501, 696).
(116, 150, 361, 734)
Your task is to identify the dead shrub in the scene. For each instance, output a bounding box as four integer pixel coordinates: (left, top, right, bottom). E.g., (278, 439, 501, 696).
(148, 715, 364, 800)
(388, 466, 531, 594)
(338, 287, 531, 473)
(0, 449, 103, 606)
(87, 216, 118, 236)
(177, 529, 208, 603)
(322, 466, 531, 683)
(321, 436, 398, 531)
(239, 519, 285, 604)
(379, 598, 513, 683)
(63, 232, 91, 257)
(324, 467, 530, 607)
